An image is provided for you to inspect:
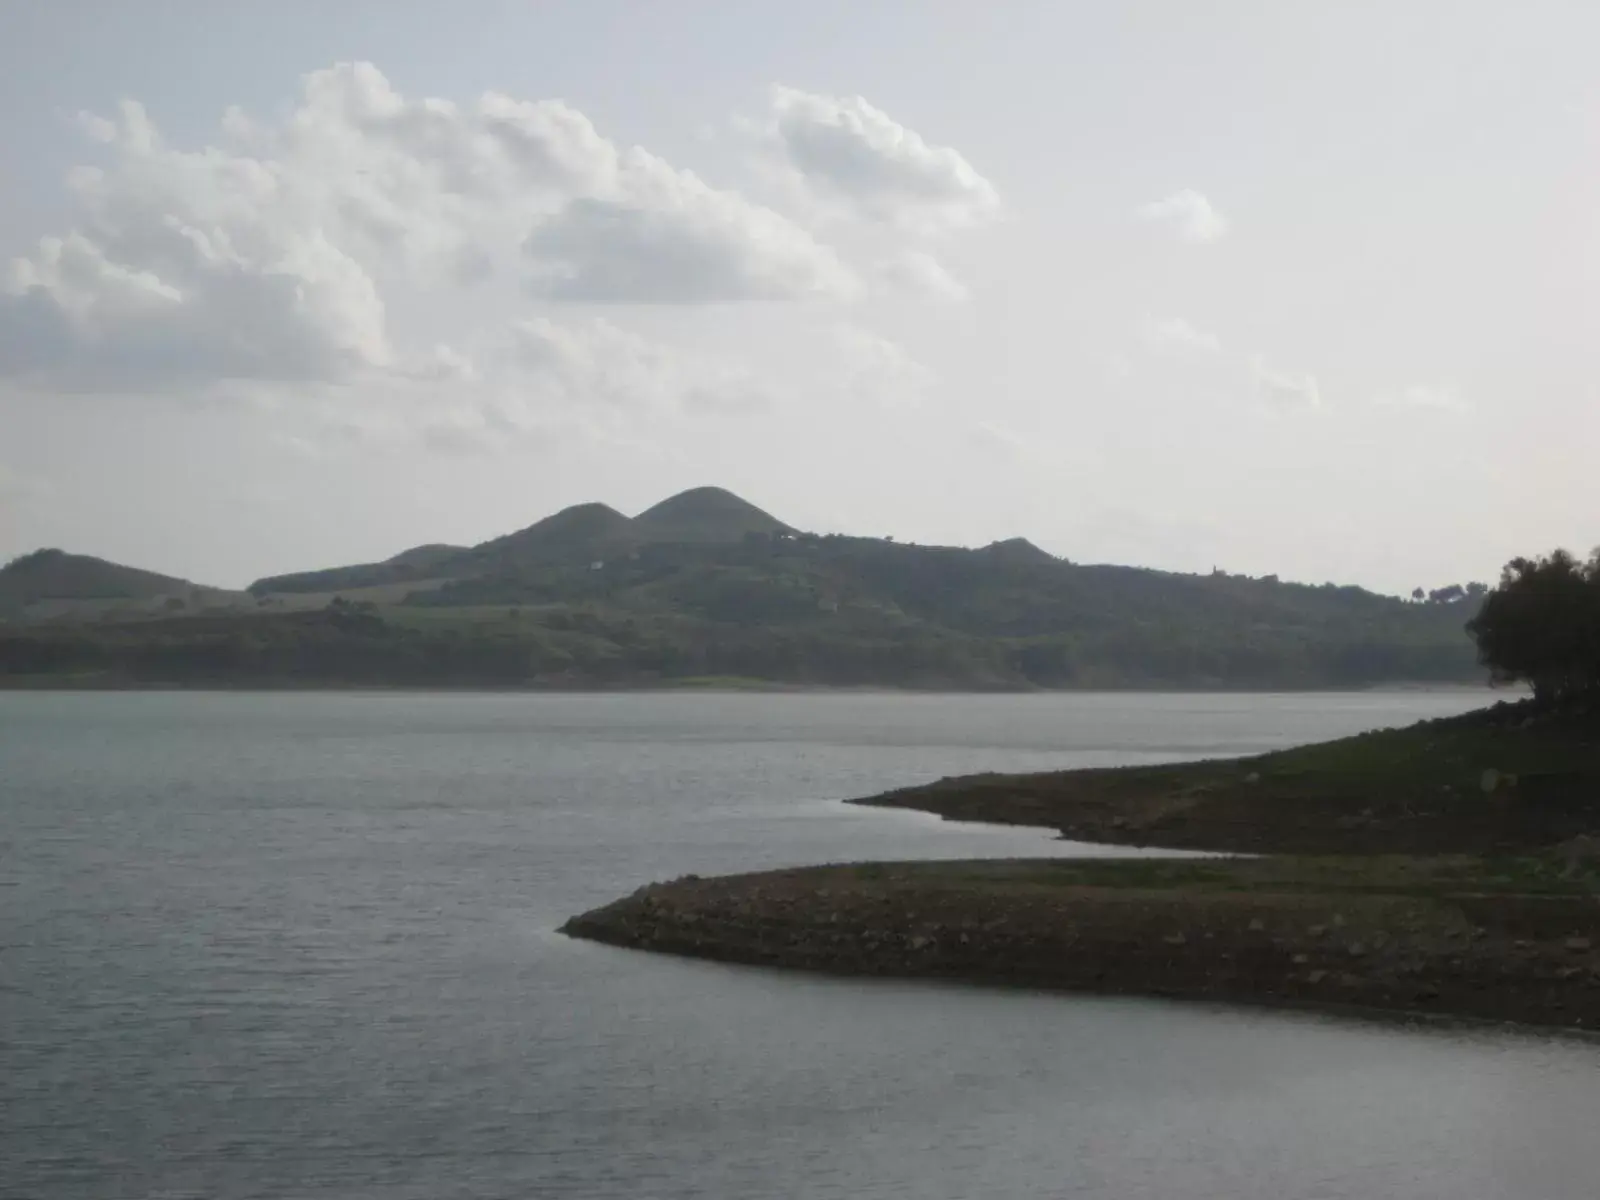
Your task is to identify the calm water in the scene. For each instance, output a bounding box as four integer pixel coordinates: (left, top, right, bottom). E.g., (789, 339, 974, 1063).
(5, 689, 1599, 1200)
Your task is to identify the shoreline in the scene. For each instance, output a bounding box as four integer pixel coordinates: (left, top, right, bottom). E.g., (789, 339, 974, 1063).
(0, 676, 1505, 696)
(562, 701, 1600, 1035)
(560, 856, 1600, 1036)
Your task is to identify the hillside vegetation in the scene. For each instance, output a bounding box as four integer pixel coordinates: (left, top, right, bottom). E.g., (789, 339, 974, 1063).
(566, 696, 1600, 1031)
(853, 698, 1596, 854)
(0, 487, 1488, 689)
(0, 549, 244, 619)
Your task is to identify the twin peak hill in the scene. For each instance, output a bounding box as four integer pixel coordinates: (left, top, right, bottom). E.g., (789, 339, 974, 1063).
(247, 486, 799, 595)
(0, 486, 1484, 690)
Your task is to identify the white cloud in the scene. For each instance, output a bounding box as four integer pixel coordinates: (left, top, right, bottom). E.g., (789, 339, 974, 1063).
(874, 250, 969, 302)
(0, 62, 858, 394)
(766, 86, 999, 230)
(2, 92, 395, 390)
(1251, 357, 1322, 410)
(833, 326, 936, 407)
(1376, 383, 1467, 412)
(1141, 315, 1222, 357)
(321, 315, 776, 453)
(1137, 189, 1228, 244)
(523, 148, 857, 303)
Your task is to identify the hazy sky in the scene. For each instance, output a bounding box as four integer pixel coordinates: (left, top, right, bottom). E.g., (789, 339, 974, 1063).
(1, 2, 1595, 593)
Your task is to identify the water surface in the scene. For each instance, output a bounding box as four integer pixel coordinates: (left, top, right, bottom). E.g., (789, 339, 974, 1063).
(5, 690, 1596, 1199)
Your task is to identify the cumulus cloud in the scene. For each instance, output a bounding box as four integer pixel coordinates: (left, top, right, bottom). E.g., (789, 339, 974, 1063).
(523, 148, 856, 303)
(2, 90, 394, 388)
(0, 62, 858, 394)
(1141, 316, 1221, 357)
(1376, 383, 1467, 412)
(767, 86, 999, 230)
(874, 250, 969, 302)
(1, 227, 390, 389)
(1251, 357, 1321, 410)
(832, 326, 936, 408)
(1137, 189, 1228, 244)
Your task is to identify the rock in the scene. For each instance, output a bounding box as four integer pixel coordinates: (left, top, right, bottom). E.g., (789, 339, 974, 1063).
(1308, 924, 1328, 938)
(1244, 772, 1261, 785)
(1550, 836, 1600, 880)
(1480, 768, 1501, 795)
(1307, 969, 1329, 984)
(1346, 942, 1367, 958)
(1162, 932, 1188, 947)
(909, 935, 933, 951)
(1292, 953, 1310, 965)
(1247, 918, 1266, 932)
(1565, 937, 1592, 953)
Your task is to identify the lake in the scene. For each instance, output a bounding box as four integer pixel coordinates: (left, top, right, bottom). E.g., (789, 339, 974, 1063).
(5, 689, 1598, 1199)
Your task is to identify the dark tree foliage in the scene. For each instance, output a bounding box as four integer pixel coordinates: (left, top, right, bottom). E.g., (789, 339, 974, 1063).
(1466, 549, 1600, 703)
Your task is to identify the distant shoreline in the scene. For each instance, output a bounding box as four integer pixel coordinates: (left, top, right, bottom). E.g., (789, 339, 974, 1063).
(0, 676, 1506, 696)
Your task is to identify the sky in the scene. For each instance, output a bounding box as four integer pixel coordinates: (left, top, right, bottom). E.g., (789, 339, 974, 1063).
(1, 1, 1596, 594)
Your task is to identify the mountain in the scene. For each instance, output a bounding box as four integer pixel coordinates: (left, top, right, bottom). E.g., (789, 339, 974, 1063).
(453, 502, 632, 572)
(0, 549, 238, 618)
(2, 488, 1491, 689)
(250, 543, 468, 596)
(250, 489, 793, 596)
(631, 487, 794, 544)
(980, 537, 1056, 566)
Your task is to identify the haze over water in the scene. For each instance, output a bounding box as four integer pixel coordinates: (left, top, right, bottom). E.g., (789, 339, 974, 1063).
(6, 689, 1599, 1199)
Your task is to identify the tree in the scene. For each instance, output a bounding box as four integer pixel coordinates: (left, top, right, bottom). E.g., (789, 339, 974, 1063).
(1466, 549, 1600, 704)
(1411, 587, 1426, 602)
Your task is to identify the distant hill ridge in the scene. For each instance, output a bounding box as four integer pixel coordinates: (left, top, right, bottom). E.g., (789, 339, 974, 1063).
(0, 548, 198, 603)
(1, 487, 1489, 693)
(0, 547, 245, 619)
(247, 487, 792, 594)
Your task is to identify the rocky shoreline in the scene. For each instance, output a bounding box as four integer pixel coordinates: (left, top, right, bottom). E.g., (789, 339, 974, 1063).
(562, 857, 1600, 1034)
(563, 702, 1600, 1033)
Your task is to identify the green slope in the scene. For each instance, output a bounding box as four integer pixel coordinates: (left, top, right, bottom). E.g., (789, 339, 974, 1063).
(631, 487, 794, 544)
(249, 544, 467, 596)
(5, 488, 1489, 688)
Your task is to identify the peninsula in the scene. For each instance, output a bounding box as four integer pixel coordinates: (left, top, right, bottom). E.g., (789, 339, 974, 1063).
(562, 697, 1600, 1033)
